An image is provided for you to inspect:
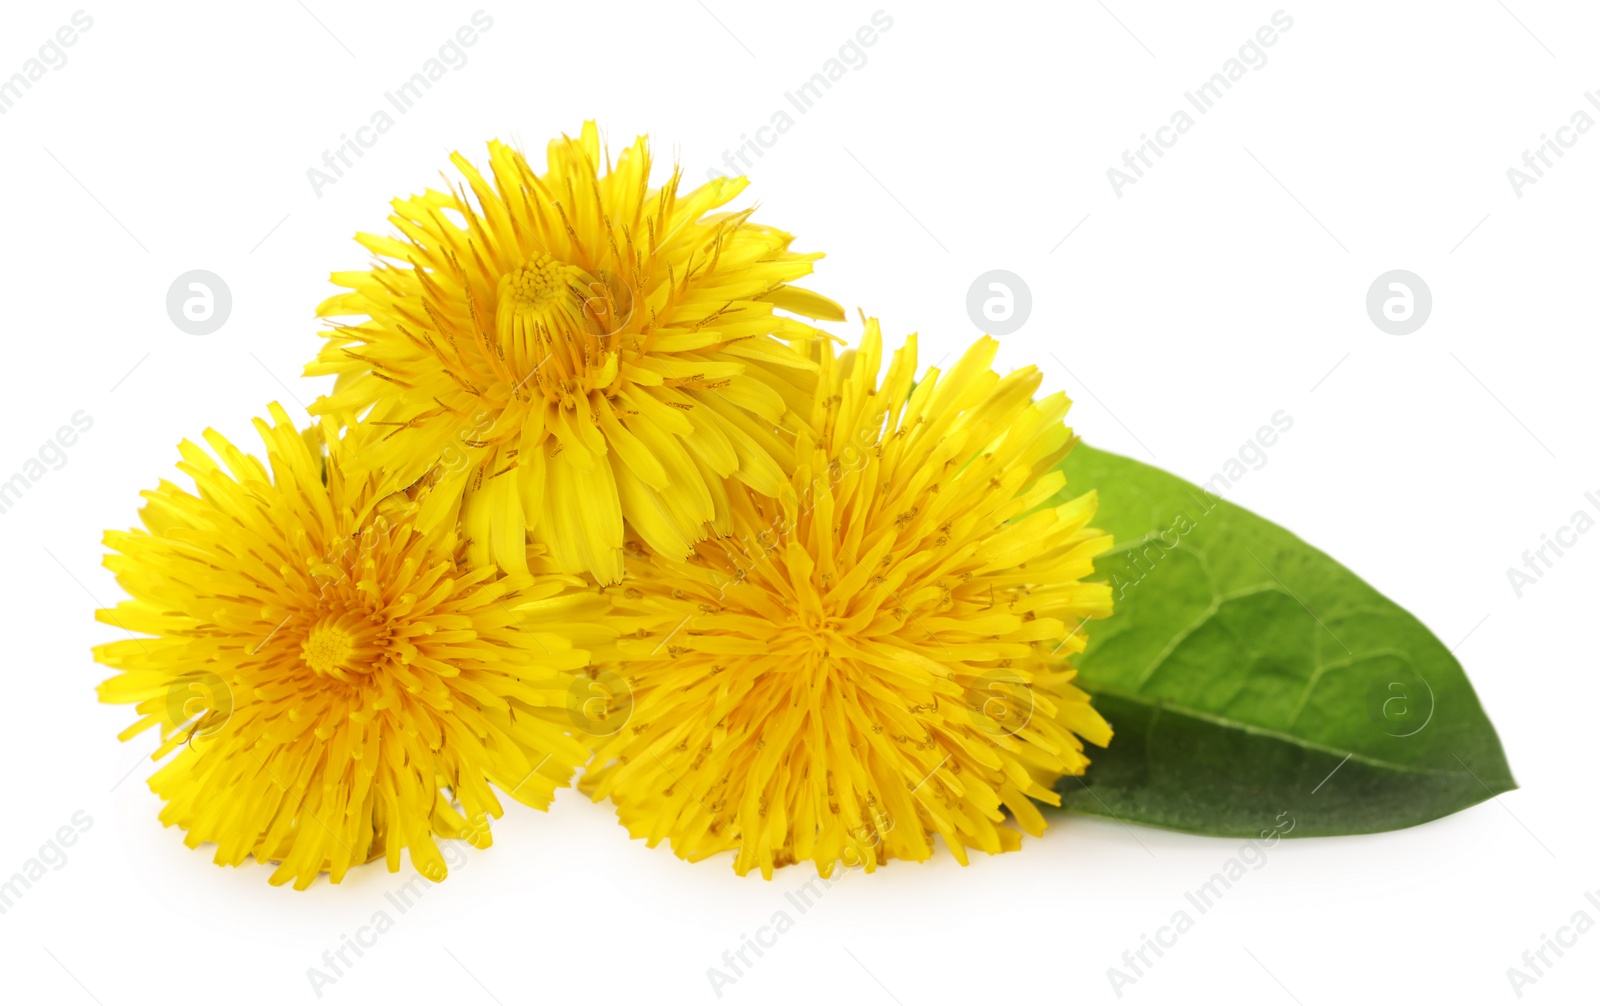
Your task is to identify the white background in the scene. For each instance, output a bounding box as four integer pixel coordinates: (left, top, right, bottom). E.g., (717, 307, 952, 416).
(1, 2, 1595, 1003)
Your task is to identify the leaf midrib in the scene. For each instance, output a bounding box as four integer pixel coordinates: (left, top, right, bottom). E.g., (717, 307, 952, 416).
(1079, 677, 1514, 785)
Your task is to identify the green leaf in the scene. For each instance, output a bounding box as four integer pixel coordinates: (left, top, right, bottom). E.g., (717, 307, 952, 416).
(1051, 443, 1514, 837)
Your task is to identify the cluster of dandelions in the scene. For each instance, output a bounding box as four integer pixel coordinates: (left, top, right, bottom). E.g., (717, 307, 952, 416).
(94, 123, 1115, 888)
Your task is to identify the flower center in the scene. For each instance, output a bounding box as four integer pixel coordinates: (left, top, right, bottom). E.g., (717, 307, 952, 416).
(504, 253, 572, 311)
(494, 255, 630, 408)
(302, 613, 378, 680)
(789, 610, 840, 661)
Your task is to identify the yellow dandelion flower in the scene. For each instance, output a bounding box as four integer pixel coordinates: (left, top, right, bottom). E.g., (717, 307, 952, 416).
(584, 319, 1115, 877)
(93, 403, 607, 889)
(308, 122, 844, 584)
